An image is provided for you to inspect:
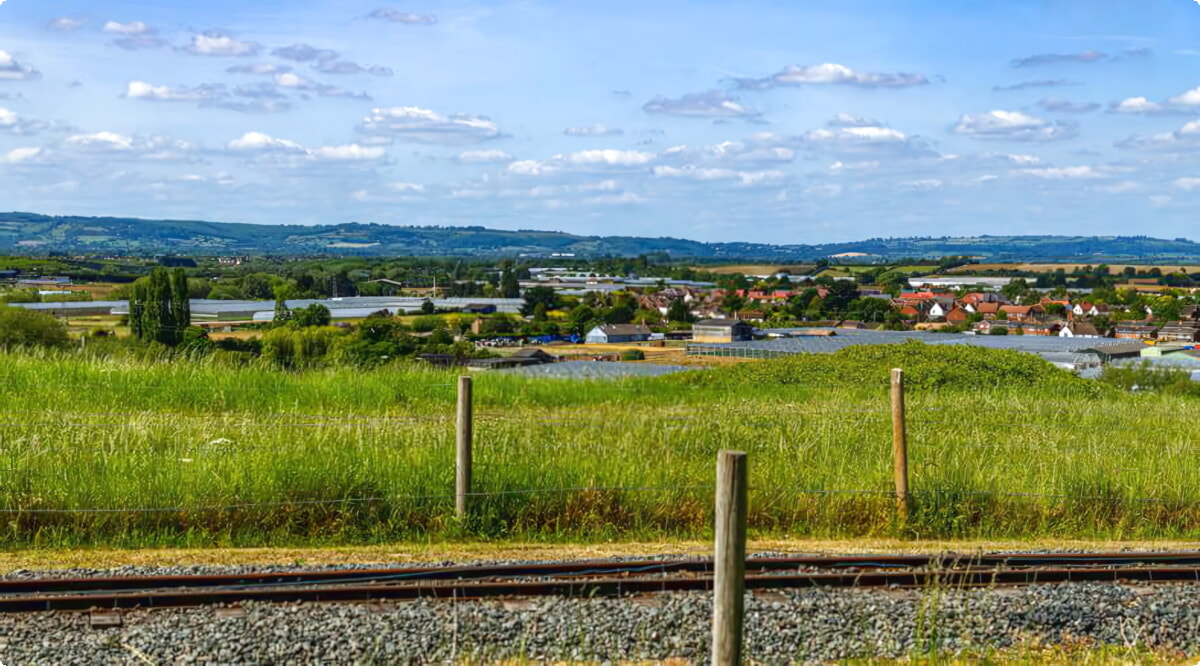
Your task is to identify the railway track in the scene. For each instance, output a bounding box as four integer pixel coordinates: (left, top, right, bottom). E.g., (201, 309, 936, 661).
(3, 551, 1200, 613)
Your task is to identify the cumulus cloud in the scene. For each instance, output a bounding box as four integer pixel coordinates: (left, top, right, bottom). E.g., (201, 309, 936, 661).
(563, 124, 623, 137)
(357, 107, 504, 144)
(62, 132, 194, 160)
(1173, 177, 1200, 191)
(124, 81, 226, 102)
(227, 63, 291, 75)
(642, 90, 759, 119)
(0, 107, 55, 135)
(114, 37, 168, 50)
(103, 21, 152, 35)
(368, 8, 438, 24)
(952, 110, 1076, 142)
(1116, 120, 1200, 151)
(660, 141, 796, 166)
(1017, 166, 1105, 179)
(456, 149, 513, 163)
(388, 182, 426, 193)
(735, 63, 929, 90)
(227, 132, 304, 151)
(1037, 98, 1099, 113)
(992, 79, 1074, 91)
(272, 44, 338, 62)
(582, 192, 645, 205)
(1010, 50, 1108, 67)
(0, 147, 44, 164)
(273, 73, 370, 99)
(0, 50, 41, 81)
(828, 113, 883, 127)
(772, 125, 939, 157)
(183, 32, 261, 57)
(47, 17, 87, 31)
(1167, 86, 1200, 107)
(224, 132, 384, 162)
(507, 149, 656, 177)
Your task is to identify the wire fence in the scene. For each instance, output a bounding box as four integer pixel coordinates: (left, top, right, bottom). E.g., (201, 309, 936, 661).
(0, 373, 1195, 524)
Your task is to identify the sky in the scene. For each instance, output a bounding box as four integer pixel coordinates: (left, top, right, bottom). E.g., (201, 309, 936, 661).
(2, 0, 1200, 243)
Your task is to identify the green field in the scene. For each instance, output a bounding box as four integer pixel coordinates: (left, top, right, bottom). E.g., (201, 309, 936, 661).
(0, 347, 1197, 548)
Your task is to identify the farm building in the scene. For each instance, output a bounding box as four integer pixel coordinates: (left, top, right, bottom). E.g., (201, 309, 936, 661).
(466, 348, 558, 370)
(1157, 322, 1200, 343)
(692, 319, 754, 343)
(585, 324, 653, 344)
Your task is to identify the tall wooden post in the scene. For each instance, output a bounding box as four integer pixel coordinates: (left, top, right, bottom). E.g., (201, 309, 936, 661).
(455, 375, 473, 521)
(890, 368, 909, 524)
(712, 450, 747, 665)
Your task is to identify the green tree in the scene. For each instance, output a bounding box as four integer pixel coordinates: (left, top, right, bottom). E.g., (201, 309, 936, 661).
(420, 298, 436, 315)
(499, 261, 520, 298)
(666, 298, 693, 323)
(521, 286, 560, 316)
(130, 267, 190, 346)
(0, 306, 69, 348)
(293, 303, 332, 328)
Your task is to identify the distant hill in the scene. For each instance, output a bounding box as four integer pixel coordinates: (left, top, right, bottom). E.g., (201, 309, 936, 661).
(2, 212, 1199, 262)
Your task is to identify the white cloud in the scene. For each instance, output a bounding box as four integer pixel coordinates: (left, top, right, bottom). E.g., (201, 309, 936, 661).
(0, 50, 41, 81)
(227, 63, 291, 75)
(1167, 86, 1200, 107)
(125, 81, 225, 102)
(456, 149, 513, 163)
(0, 107, 53, 135)
(310, 144, 386, 161)
(227, 132, 304, 152)
(506, 160, 556, 176)
(1172, 177, 1200, 191)
(1018, 166, 1105, 179)
(1149, 195, 1172, 207)
(1117, 119, 1200, 151)
(769, 124, 938, 157)
(583, 192, 645, 205)
(0, 147, 43, 164)
(367, 9, 438, 24)
(660, 141, 795, 166)
(652, 165, 782, 186)
(828, 113, 883, 127)
(737, 63, 928, 90)
(642, 90, 759, 118)
(952, 110, 1076, 141)
(1111, 97, 1165, 114)
(272, 44, 338, 62)
(829, 160, 879, 172)
(559, 149, 655, 167)
(898, 179, 944, 191)
(103, 21, 151, 35)
(183, 32, 261, 57)
(47, 17, 87, 31)
(357, 107, 503, 144)
(564, 124, 624, 137)
(387, 182, 426, 193)
(65, 132, 135, 150)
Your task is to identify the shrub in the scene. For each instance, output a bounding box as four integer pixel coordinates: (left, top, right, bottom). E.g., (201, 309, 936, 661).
(621, 349, 646, 361)
(678, 339, 1087, 391)
(0, 306, 69, 349)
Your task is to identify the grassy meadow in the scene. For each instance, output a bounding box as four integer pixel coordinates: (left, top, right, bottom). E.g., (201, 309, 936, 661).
(0, 346, 1198, 548)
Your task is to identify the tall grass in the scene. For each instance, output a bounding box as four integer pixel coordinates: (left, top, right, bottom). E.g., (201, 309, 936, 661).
(0, 350, 1198, 548)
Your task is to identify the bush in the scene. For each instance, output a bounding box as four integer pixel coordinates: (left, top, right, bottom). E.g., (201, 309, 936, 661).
(621, 349, 646, 361)
(0, 306, 69, 349)
(678, 339, 1087, 391)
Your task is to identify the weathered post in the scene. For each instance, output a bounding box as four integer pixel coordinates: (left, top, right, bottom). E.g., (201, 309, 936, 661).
(891, 368, 909, 524)
(455, 375, 473, 522)
(712, 449, 747, 665)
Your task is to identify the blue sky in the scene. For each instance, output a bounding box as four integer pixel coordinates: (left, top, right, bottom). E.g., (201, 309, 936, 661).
(2, 0, 1200, 242)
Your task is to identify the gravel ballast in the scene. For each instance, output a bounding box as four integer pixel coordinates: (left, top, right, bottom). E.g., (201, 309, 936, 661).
(2, 582, 1199, 663)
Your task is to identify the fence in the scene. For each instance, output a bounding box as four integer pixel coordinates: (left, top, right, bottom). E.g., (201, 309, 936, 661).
(0, 370, 1195, 533)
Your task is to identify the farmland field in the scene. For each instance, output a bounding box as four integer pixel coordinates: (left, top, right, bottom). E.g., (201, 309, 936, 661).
(1, 347, 1198, 549)
(696, 264, 814, 275)
(948, 263, 1200, 274)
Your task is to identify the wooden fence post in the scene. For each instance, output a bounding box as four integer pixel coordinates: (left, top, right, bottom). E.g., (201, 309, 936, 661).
(712, 449, 748, 665)
(456, 375, 473, 522)
(890, 368, 909, 524)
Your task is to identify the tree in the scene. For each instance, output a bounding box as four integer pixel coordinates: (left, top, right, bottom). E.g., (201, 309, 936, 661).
(0, 306, 69, 348)
(521, 286, 560, 316)
(666, 298, 693, 323)
(1001, 278, 1030, 304)
(420, 298, 436, 315)
(241, 273, 275, 300)
(273, 298, 293, 326)
(293, 303, 331, 328)
(499, 261, 520, 298)
(605, 305, 634, 324)
(130, 267, 190, 346)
